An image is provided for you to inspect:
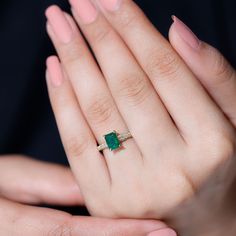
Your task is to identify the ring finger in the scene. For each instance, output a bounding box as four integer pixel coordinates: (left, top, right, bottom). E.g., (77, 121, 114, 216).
(69, 0, 183, 158)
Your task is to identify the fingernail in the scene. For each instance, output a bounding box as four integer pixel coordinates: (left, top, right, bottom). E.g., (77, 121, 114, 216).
(45, 6, 73, 43)
(172, 15, 200, 50)
(98, 0, 121, 11)
(69, 0, 98, 24)
(147, 228, 177, 236)
(46, 56, 64, 87)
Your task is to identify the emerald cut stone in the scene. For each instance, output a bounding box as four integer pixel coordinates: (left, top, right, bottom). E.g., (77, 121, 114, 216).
(104, 131, 121, 151)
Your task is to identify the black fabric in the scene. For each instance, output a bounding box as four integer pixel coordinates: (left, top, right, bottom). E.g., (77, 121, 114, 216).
(0, 0, 236, 163)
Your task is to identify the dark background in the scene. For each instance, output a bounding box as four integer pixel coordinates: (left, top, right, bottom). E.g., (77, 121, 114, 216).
(0, 0, 235, 165)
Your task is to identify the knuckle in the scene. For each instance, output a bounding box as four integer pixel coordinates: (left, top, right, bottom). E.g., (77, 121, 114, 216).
(91, 26, 112, 44)
(217, 137, 235, 160)
(65, 135, 90, 158)
(205, 45, 235, 85)
(207, 131, 235, 162)
(55, 95, 73, 110)
(62, 42, 84, 68)
(147, 49, 181, 81)
(116, 74, 151, 106)
(86, 95, 114, 126)
(118, 10, 138, 30)
(212, 53, 234, 84)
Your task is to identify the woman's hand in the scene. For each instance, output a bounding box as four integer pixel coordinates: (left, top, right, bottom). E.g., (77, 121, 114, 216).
(45, 0, 236, 219)
(0, 155, 173, 236)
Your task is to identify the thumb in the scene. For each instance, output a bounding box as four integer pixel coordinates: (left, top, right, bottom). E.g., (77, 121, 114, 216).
(0, 197, 177, 236)
(70, 216, 176, 236)
(169, 16, 236, 127)
(0, 155, 84, 206)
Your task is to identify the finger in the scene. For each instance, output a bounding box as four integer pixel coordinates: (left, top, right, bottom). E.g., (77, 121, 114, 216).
(70, 217, 174, 236)
(94, 0, 228, 140)
(46, 56, 111, 214)
(147, 229, 177, 236)
(0, 197, 173, 236)
(0, 155, 83, 206)
(69, 0, 182, 157)
(0, 197, 72, 236)
(169, 16, 236, 127)
(45, 6, 143, 183)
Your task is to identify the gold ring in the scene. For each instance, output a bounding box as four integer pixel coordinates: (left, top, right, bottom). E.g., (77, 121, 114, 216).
(97, 130, 132, 152)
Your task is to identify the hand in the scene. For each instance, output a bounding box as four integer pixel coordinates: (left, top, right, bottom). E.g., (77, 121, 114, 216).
(45, 0, 236, 219)
(0, 155, 173, 236)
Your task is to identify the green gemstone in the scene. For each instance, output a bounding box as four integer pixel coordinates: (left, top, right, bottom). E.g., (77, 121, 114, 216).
(104, 132, 121, 151)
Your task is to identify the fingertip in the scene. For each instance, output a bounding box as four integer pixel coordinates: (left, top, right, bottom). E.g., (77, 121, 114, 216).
(168, 19, 175, 41)
(171, 15, 176, 22)
(46, 55, 60, 75)
(46, 55, 60, 67)
(168, 15, 179, 43)
(46, 56, 56, 83)
(45, 68, 49, 81)
(45, 5, 61, 19)
(46, 56, 64, 87)
(170, 16, 200, 50)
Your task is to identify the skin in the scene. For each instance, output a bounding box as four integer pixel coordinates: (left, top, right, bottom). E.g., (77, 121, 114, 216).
(43, 0, 236, 222)
(45, 0, 236, 221)
(168, 152, 236, 236)
(0, 156, 172, 236)
(5, 1, 236, 235)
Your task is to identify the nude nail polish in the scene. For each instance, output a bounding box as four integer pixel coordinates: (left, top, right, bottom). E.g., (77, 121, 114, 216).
(46, 56, 64, 87)
(69, 0, 98, 24)
(98, 0, 121, 11)
(45, 6, 73, 43)
(172, 15, 200, 50)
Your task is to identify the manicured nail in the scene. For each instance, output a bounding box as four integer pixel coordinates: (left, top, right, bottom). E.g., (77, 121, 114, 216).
(172, 15, 200, 50)
(69, 0, 98, 24)
(45, 6, 73, 43)
(98, 0, 121, 11)
(46, 56, 64, 87)
(147, 228, 177, 236)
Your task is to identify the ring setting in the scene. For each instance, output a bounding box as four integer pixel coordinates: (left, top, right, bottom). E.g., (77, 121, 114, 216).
(97, 130, 132, 152)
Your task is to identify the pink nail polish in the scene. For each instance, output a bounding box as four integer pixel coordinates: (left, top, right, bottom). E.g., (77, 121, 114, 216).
(98, 0, 121, 11)
(45, 6, 73, 43)
(46, 56, 64, 87)
(172, 15, 200, 50)
(69, 0, 98, 24)
(147, 228, 177, 236)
